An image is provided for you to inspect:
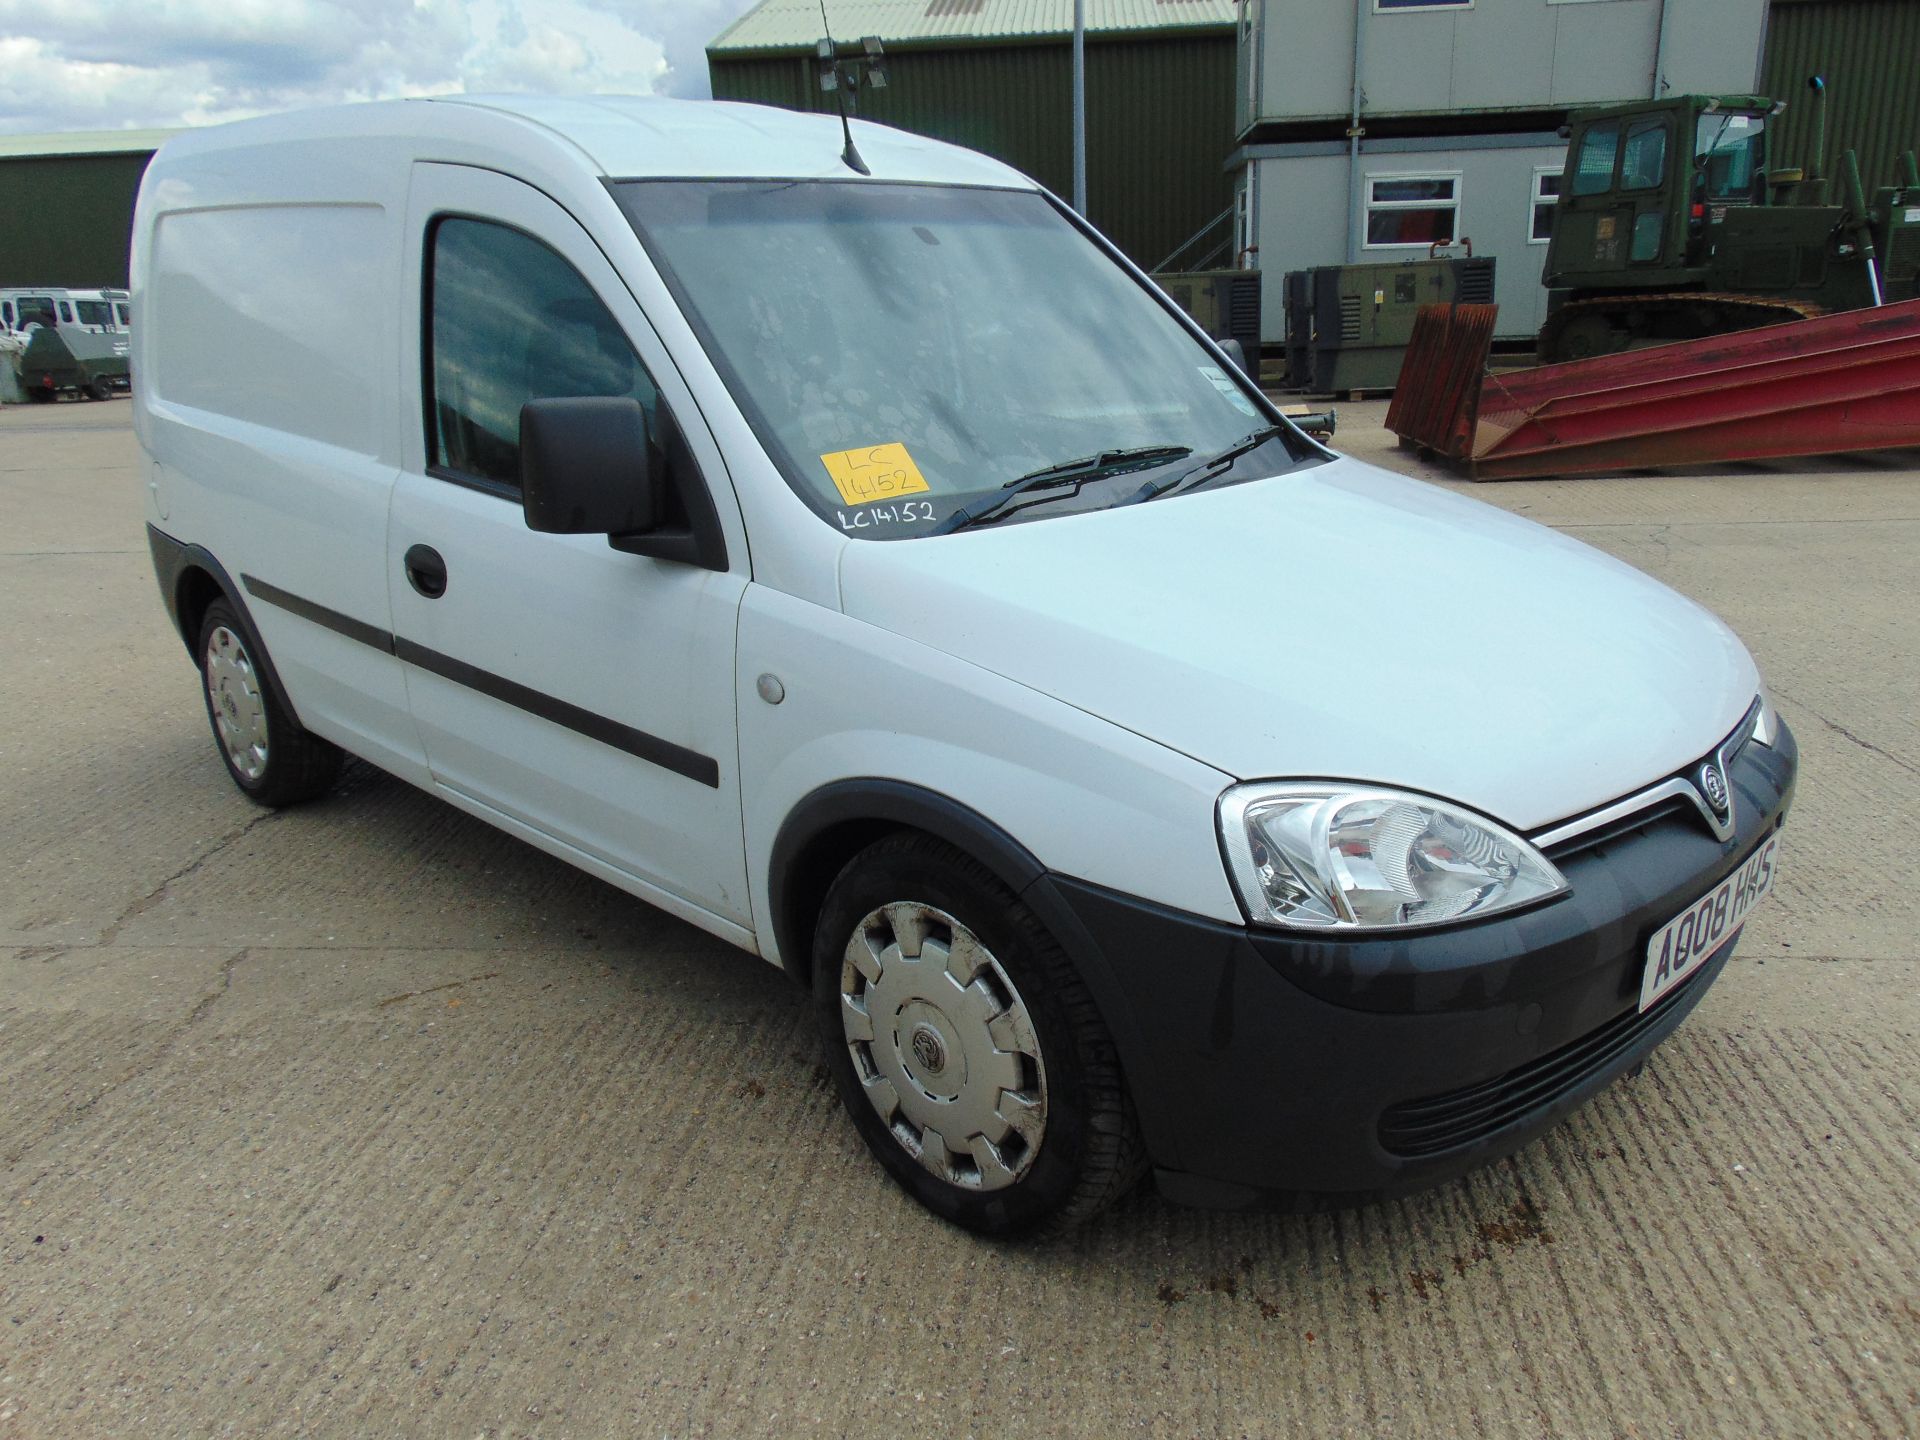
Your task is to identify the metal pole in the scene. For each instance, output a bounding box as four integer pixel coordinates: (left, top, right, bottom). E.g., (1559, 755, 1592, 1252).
(1073, 0, 1087, 215)
(1345, 0, 1366, 264)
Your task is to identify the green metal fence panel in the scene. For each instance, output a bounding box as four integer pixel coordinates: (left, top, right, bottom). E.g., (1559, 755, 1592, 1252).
(710, 35, 1236, 270)
(1763, 0, 1920, 193)
(0, 152, 150, 288)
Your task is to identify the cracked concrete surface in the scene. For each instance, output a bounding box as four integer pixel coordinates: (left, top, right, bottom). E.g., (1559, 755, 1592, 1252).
(2, 400, 1917, 1438)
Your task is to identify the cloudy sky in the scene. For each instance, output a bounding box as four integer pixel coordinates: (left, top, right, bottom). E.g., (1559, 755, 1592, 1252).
(0, 0, 763, 134)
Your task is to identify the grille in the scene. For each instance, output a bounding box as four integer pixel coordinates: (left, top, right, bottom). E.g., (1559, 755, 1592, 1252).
(1889, 225, 1920, 282)
(1227, 274, 1261, 343)
(1456, 258, 1497, 305)
(1376, 953, 1719, 1158)
(1542, 795, 1688, 863)
(1339, 295, 1362, 341)
(1533, 699, 1760, 859)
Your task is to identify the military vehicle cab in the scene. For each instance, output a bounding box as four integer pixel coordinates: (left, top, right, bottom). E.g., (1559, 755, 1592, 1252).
(1540, 92, 1920, 360)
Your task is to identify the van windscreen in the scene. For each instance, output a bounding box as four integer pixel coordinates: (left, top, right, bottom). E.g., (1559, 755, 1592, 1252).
(615, 181, 1308, 539)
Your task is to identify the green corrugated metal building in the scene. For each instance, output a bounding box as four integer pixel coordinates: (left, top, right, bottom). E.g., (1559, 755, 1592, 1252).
(1761, 0, 1920, 193)
(0, 131, 173, 289)
(706, 0, 1239, 271)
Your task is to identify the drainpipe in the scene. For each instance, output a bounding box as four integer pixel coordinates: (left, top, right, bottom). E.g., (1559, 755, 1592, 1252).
(1650, 0, 1670, 98)
(1345, 0, 1367, 264)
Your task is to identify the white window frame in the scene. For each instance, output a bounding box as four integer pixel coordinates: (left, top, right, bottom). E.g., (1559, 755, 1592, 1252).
(1235, 174, 1254, 267)
(1361, 171, 1463, 251)
(1529, 166, 1562, 244)
(1373, 0, 1473, 12)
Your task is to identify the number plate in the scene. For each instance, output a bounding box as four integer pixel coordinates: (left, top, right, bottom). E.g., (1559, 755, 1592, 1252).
(1640, 836, 1779, 1012)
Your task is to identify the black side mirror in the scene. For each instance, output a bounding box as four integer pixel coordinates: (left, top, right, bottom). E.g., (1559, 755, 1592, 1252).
(518, 395, 729, 571)
(520, 396, 660, 538)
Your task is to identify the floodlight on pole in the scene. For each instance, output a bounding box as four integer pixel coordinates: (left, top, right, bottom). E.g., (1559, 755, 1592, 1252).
(815, 7, 888, 176)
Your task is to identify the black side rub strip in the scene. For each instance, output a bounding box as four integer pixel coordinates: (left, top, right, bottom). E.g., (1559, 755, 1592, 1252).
(240, 575, 721, 789)
(391, 637, 719, 787)
(243, 575, 395, 653)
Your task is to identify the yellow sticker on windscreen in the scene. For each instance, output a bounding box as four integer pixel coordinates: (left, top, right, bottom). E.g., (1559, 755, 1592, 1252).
(820, 443, 932, 507)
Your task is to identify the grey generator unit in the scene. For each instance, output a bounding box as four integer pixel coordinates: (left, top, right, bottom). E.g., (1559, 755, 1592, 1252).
(1284, 257, 1495, 393)
(1156, 269, 1261, 358)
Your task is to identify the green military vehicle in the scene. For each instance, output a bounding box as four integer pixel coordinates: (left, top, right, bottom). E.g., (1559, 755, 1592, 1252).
(1538, 87, 1920, 362)
(1, 287, 131, 400)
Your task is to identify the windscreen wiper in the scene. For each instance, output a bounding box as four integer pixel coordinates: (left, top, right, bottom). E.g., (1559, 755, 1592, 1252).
(933, 444, 1191, 535)
(1008, 444, 1192, 487)
(1120, 427, 1285, 507)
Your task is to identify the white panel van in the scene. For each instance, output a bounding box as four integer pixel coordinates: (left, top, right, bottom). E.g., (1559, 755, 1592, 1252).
(134, 98, 1794, 1236)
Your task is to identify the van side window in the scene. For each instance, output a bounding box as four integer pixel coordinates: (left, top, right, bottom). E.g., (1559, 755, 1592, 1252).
(18, 297, 55, 328)
(58, 301, 73, 323)
(427, 217, 660, 489)
(1, 302, 11, 328)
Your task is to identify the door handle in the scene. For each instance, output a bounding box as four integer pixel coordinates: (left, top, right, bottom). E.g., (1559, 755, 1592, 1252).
(404, 544, 448, 599)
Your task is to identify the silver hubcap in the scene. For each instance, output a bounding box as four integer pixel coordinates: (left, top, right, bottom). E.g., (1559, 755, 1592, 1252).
(839, 902, 1047, 1191)
(204, 625, 269, 782)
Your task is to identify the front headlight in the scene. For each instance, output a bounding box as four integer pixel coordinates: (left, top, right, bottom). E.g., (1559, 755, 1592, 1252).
(1218, 783, 1569, 931)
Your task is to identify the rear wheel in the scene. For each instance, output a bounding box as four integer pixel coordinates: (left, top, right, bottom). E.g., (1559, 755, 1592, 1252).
(197, 599, 342, 806)
(87, 377, 114, 402)
(812, 833, 1145, 1237)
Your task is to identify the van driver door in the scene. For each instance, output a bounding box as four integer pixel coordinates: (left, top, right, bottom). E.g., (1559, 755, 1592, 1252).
(389, 162, 753, 940)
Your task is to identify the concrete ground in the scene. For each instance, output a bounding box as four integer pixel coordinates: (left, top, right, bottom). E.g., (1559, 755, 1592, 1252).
(2, 398, 1916, 1439)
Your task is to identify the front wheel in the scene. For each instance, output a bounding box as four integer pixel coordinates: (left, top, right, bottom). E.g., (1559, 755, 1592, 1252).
(812, 834, 1145, 1237)
(197, 599, 343, 806)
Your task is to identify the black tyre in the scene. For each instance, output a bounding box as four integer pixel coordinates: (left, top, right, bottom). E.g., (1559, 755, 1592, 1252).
(812, 833, 1145, 1237)
(25, 387, 52, 404)
(87, 377, 114, 402)
(196, 598, 342, 806)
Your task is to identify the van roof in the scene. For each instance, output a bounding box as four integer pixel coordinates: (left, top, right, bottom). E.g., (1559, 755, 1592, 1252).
(160, 94, 1034, 192)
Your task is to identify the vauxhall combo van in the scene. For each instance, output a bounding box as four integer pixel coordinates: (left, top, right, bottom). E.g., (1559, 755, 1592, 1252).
(133, 97, 1796, 1236)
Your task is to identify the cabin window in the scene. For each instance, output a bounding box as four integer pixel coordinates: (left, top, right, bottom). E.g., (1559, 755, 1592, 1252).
(1572, 123, 1620, 196)
(1364, 175, 1460, 248)
(1531, 169, 1561, 242)
(1621, 120, 1669, 192)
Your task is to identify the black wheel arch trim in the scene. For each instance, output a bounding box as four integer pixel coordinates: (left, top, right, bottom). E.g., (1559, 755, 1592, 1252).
(765, 778, 1180, 1169)
(146, 524, 308, 732)
(767, 779, 1046, 986)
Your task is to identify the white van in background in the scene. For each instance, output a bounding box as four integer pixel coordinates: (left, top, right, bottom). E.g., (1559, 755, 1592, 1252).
(132, 97, 1795, 1236)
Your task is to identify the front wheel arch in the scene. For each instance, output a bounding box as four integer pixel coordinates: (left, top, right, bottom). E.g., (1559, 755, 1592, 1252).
(766, 780, 1047, 990)
(765, 780, 1182, 1175)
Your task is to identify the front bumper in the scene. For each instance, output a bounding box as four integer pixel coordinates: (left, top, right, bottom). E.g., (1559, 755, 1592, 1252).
(1024, 724, 1797, 1208)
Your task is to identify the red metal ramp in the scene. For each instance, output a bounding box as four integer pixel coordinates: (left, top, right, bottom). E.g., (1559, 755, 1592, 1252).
(1387, 297, 1920, 480)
